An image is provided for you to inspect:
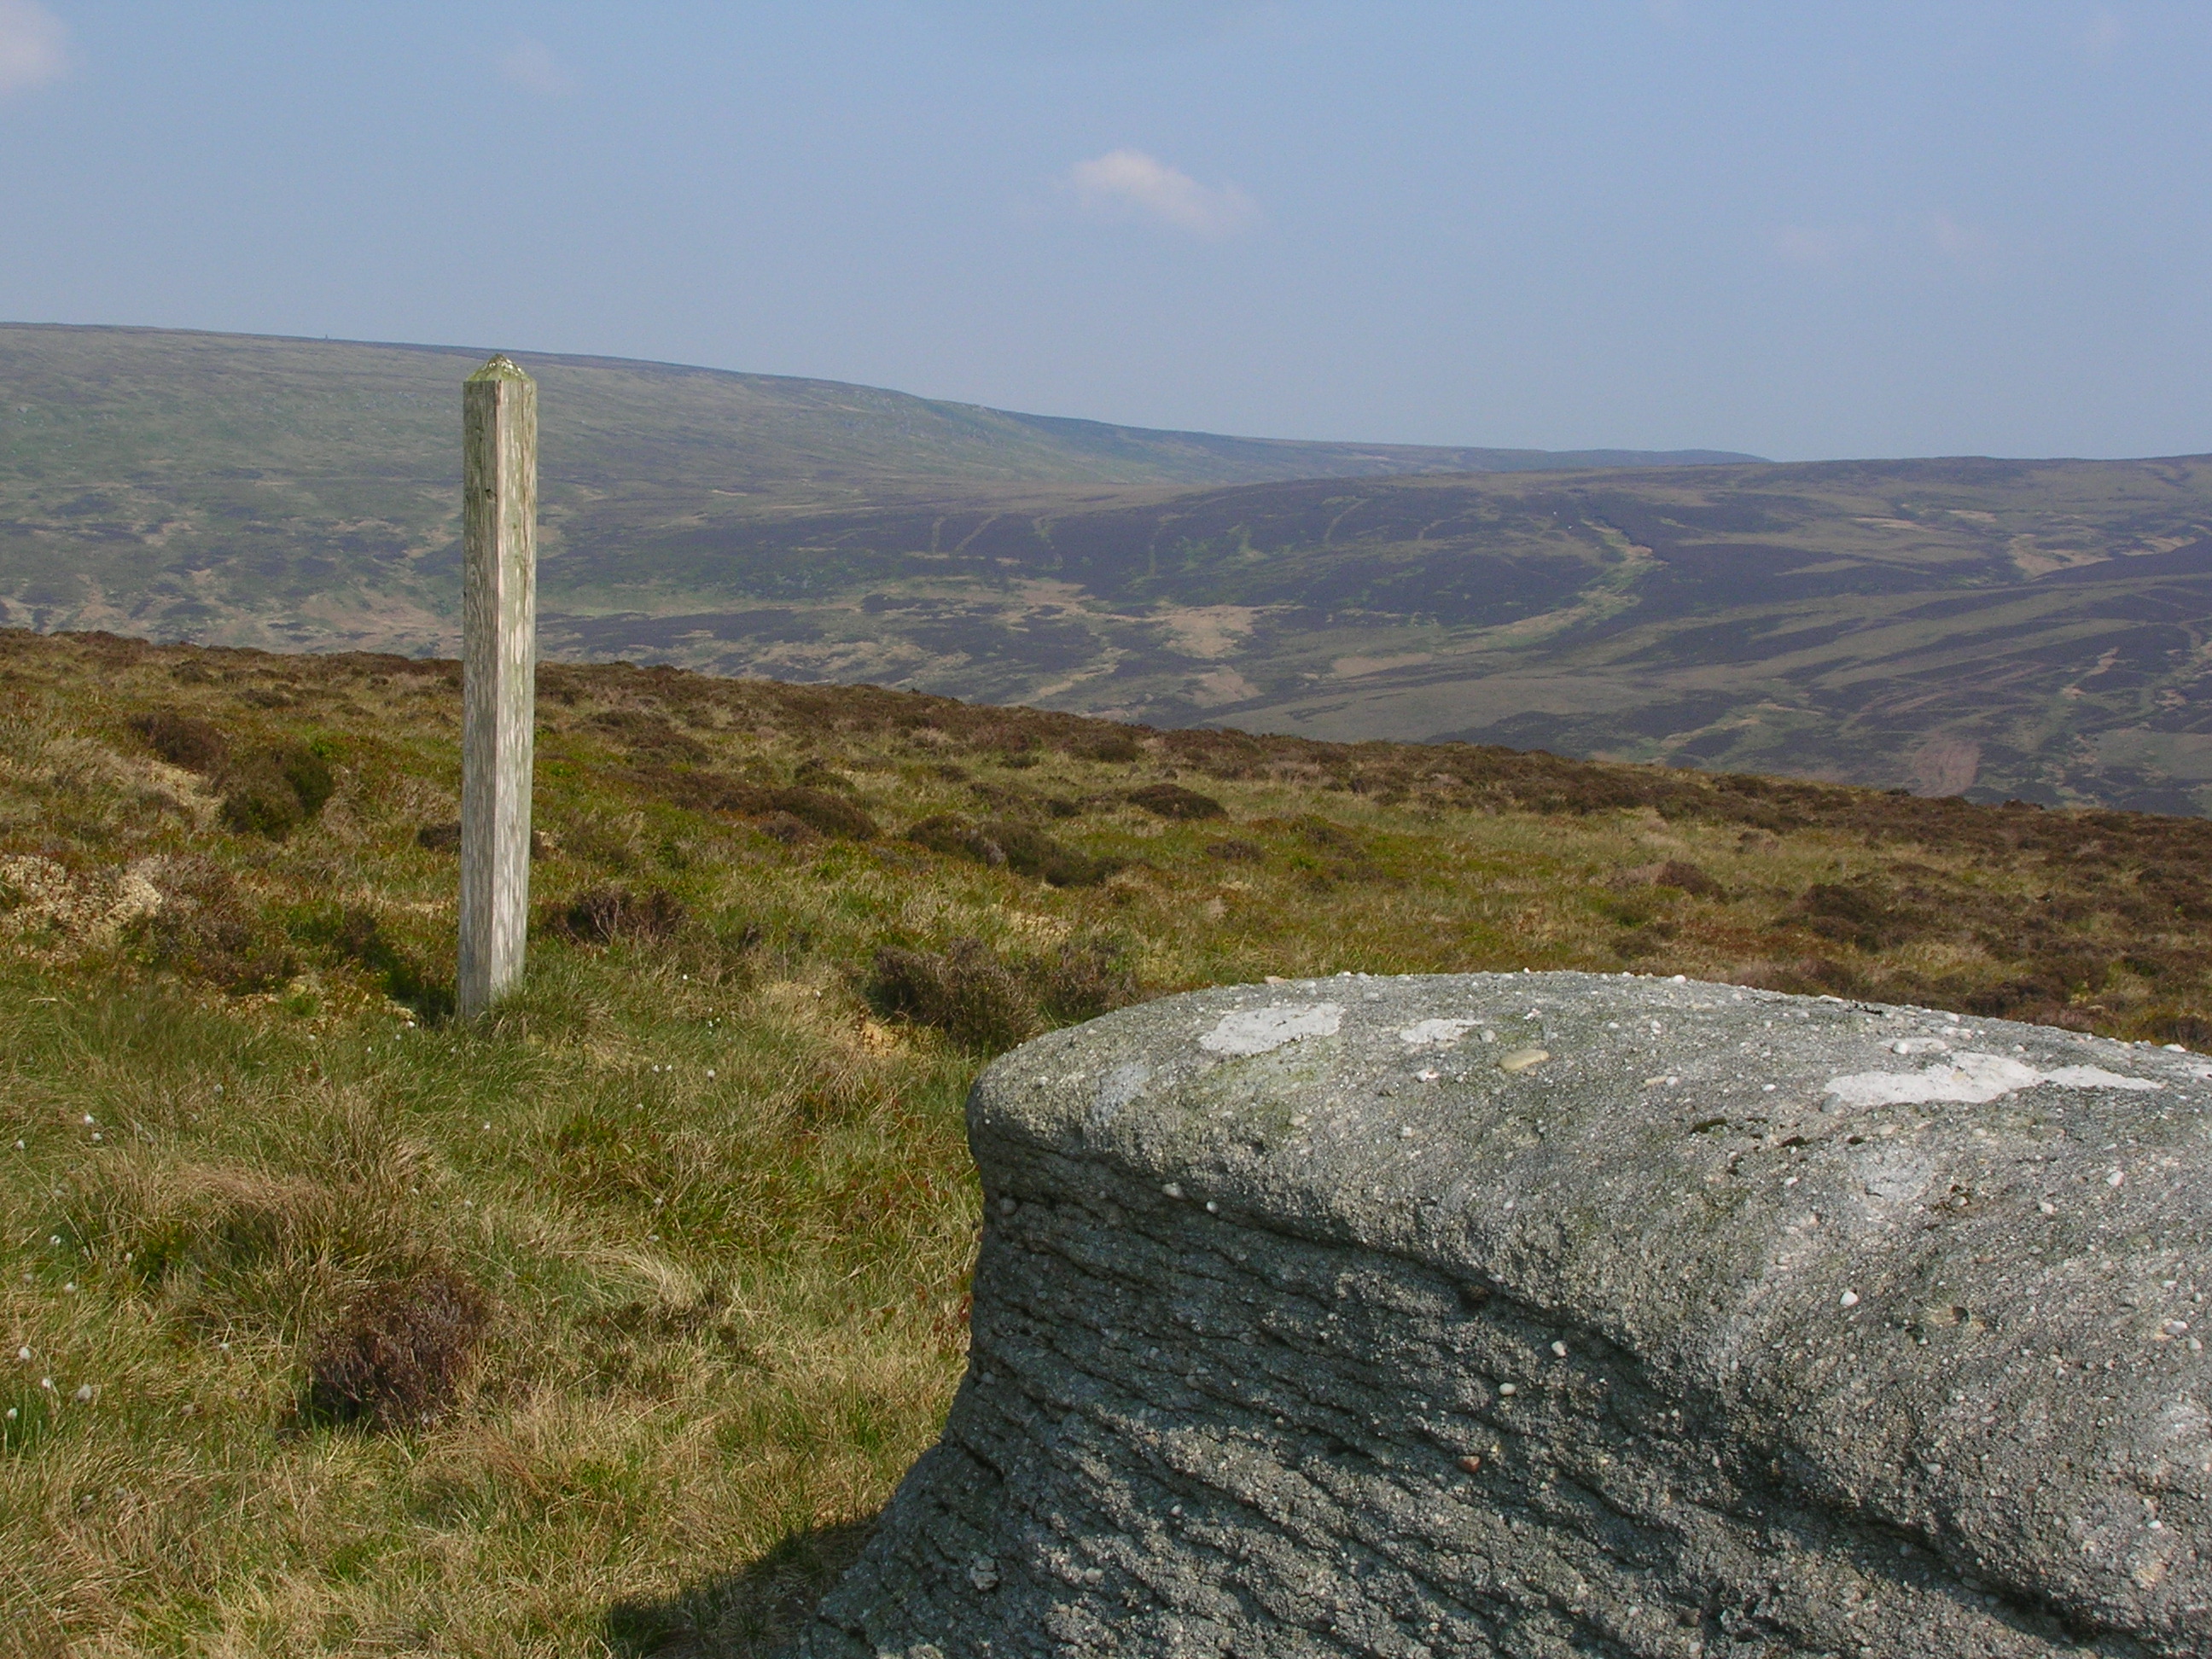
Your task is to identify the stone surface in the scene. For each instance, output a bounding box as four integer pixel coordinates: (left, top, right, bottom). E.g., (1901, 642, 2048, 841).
(789, 971, 2212, 1657)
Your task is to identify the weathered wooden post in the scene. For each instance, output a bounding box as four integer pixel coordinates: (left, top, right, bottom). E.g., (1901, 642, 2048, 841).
(458, 354, 538, 1018)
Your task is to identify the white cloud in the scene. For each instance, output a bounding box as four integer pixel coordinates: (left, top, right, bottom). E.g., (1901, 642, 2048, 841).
(1770, 213, 2000, 275)
(1771, 224, 1867, 269)
(0, 0, 67, 96)
(498, 38, 573, 96)
(1068, 148, 1259, 238)
(1924, 211, 1988, 260)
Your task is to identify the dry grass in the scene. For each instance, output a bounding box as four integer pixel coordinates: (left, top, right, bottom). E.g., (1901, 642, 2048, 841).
(1, 626, 2210, 1654)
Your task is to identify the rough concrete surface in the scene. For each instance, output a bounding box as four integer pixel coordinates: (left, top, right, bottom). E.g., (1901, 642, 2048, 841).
(789, 972, 2212, 1657)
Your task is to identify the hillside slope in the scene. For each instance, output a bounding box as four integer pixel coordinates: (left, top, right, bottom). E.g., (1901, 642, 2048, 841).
(0, 322, 1750, 652)
(9, 324, 2211, 813)
(3, 627, 2210, 1652)
(534, 456, 2212, 813)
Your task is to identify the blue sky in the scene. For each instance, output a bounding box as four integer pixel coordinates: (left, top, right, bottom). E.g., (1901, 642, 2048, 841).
(2, 2, 2208, 460)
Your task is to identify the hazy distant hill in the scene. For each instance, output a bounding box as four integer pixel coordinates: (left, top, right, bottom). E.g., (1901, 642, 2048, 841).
(518, 457, 2212, 814)
(0, 323, 1755, 495)
(0, 320, 1753, 670)
(9, 323, 2212, 812)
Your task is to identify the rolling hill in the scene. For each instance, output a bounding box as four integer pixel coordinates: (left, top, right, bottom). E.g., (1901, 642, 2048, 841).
(9, 323, 2212, 812)
(0, 321, 1749, 655)
(608, 457, 2211, 813)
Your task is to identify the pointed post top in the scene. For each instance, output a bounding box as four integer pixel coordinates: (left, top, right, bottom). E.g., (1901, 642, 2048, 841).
(468, 352, 533, 384)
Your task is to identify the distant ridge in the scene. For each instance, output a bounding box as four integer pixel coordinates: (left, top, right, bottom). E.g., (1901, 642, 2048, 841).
(0, 323, 1761, 494)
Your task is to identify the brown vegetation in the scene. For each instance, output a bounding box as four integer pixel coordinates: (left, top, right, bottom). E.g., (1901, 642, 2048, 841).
(305, 1260, 491, 1429)
(553, 884, 690, 946)
(1126, 782, 1227, 819)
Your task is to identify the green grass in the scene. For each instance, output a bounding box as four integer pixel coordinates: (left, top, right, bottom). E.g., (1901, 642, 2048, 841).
(3, 626, 2212, 1654)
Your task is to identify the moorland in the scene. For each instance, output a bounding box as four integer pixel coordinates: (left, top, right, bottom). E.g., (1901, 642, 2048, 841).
(0, 321, 1743, 657)
(4, 626, 2212, 1655)
(24, 325, 2212, 816)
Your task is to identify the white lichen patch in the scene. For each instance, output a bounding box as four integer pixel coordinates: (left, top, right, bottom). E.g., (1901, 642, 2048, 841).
(1825, 1051, 2158, 1109)
(2040, 1065, 2160, 1091)
(0, 855, 163, 946)
(1200, 1003, 1342, 1057)
(1398, 1018, 1478, 1048)
(1089, 1062, 1153, 1131)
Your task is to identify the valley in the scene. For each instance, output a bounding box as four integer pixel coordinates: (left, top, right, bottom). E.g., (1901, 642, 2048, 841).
(7, 325, 2211, 811)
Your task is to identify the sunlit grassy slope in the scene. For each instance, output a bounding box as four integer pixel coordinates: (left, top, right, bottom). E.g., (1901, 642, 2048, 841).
(4, 626, 2212, 1656)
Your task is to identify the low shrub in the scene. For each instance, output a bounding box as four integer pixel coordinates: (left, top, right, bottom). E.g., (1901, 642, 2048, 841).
(1622, 859, 1720, 897)
(601, 1516, 880, 1658)
(644, 769, 879, 840)
(320, 905, 455, 1021)
(905, 816, 1117, 887)
(1284, 816, 1396, 888)
(1033, 934, 1138, 1024)
(1126, 783, 1225, 820)
(764, 787, 876, 840)
(593, 709, 710, 763)
(1794, 880, 1921, 951)
(282, 743, 337, 815)
(1078, 731, 1143, 764)
(755, 811, 815, 845)
(1739, 955, 1864, 997)
(417, 822, 558, 859)
(1962, 975, 2076, 1021)
(547, 1109, 672, 1203)
(2137, 1009, 2212, 1048)
(304, 1260, 491, 1431)
(990, 823, 1118, 888)
(550, 885, 688, 946)
(907, 814, 1005, 867)
(128, 859, 295, 992)
(219, 742, 336, 839)
(867, 939, 1039, 1053)
(866, 932, 1139, 1050)
(220, 753, 305, 837)
(128, 708, 230, 773)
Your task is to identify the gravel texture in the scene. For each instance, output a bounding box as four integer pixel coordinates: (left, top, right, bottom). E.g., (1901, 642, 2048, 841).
(789, 971, 2212, 1657)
